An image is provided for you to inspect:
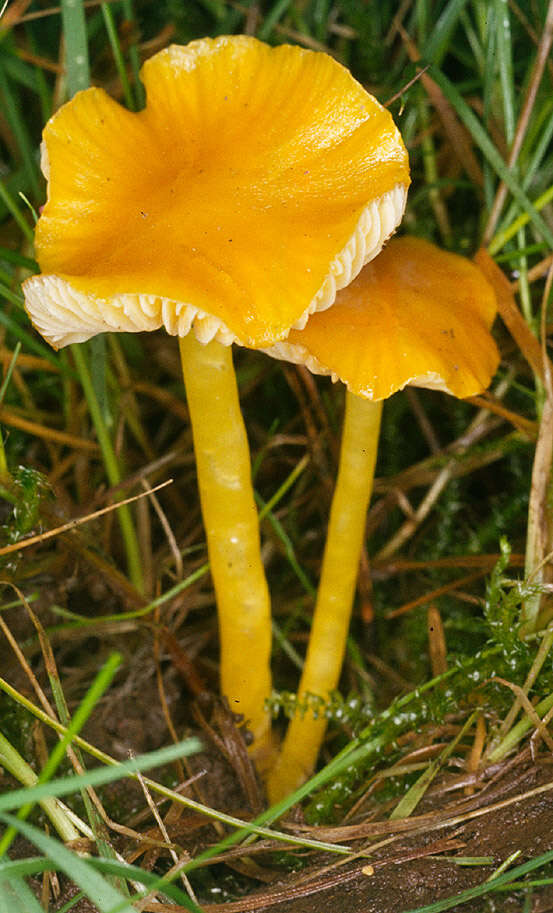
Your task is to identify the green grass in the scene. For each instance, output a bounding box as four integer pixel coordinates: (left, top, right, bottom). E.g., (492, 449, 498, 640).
(1, 1, 553, 911)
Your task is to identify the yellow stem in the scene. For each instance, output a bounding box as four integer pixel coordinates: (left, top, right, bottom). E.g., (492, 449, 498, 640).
(178, 335, 273, 762)
(267, 394, 382, 802)
(0, 425, 10, 484)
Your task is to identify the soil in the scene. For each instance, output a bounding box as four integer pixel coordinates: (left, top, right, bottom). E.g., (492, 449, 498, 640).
(4, 607, 553, 913)
(229, 760, 553, 913)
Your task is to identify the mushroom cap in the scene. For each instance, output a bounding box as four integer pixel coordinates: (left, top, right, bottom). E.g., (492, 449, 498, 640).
(23, 36, 410, 350)
(265, 236, 500, 399)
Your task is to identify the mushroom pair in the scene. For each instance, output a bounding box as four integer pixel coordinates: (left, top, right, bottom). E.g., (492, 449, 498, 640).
(264, 236, 500, 800)
(23, 36, 410, 763)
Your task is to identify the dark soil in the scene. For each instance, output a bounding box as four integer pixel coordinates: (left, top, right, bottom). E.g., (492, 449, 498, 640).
(216, 758, 553, 913)
(4, 601, 553, 913)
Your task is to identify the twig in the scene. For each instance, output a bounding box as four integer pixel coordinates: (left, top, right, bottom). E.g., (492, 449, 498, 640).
(0, 478, 173, 556)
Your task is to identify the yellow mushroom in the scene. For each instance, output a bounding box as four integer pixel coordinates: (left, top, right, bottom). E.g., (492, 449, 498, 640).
(22, 36, 409, 763)
(266, 236, 500, 800)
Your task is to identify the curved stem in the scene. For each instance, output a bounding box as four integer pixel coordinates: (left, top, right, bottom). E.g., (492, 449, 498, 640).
(268, 394, 382, 802)
(0, 429, 9, 483)
(179, 335, 273, 761)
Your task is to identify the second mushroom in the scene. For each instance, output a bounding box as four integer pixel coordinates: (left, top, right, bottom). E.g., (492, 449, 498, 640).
(265, 236, 500, 800)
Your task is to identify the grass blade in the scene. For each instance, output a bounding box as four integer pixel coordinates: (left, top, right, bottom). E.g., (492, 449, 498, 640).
(0, 653, 123, 857)
(0, 732, 80, 845)
(0, 59, 40, 199)
(60, 0, 90, 96)
(421, 0, 471, 66)
(101, 3, 134, 109)
(71, 343, 144, 593)
(0, 856, 201, 911)
(429, 66, 553, 250)
(0, 815, 136, 913)
(0, 738, 203, 814)
(494, 0, 516, 145)
(0, 301, 69, 374)
(0, 179, 34, 243)
(404, 847, 553, 912)
(0, 873, 45, 913)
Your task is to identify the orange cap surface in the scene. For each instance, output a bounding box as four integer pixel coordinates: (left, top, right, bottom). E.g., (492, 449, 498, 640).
(23, 36, 410, 349)
(267, 236, 499, 399)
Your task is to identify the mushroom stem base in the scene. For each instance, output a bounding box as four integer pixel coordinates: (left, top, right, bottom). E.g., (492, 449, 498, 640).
(267, 394, 382, 802)
(178, 335, 273, 761)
